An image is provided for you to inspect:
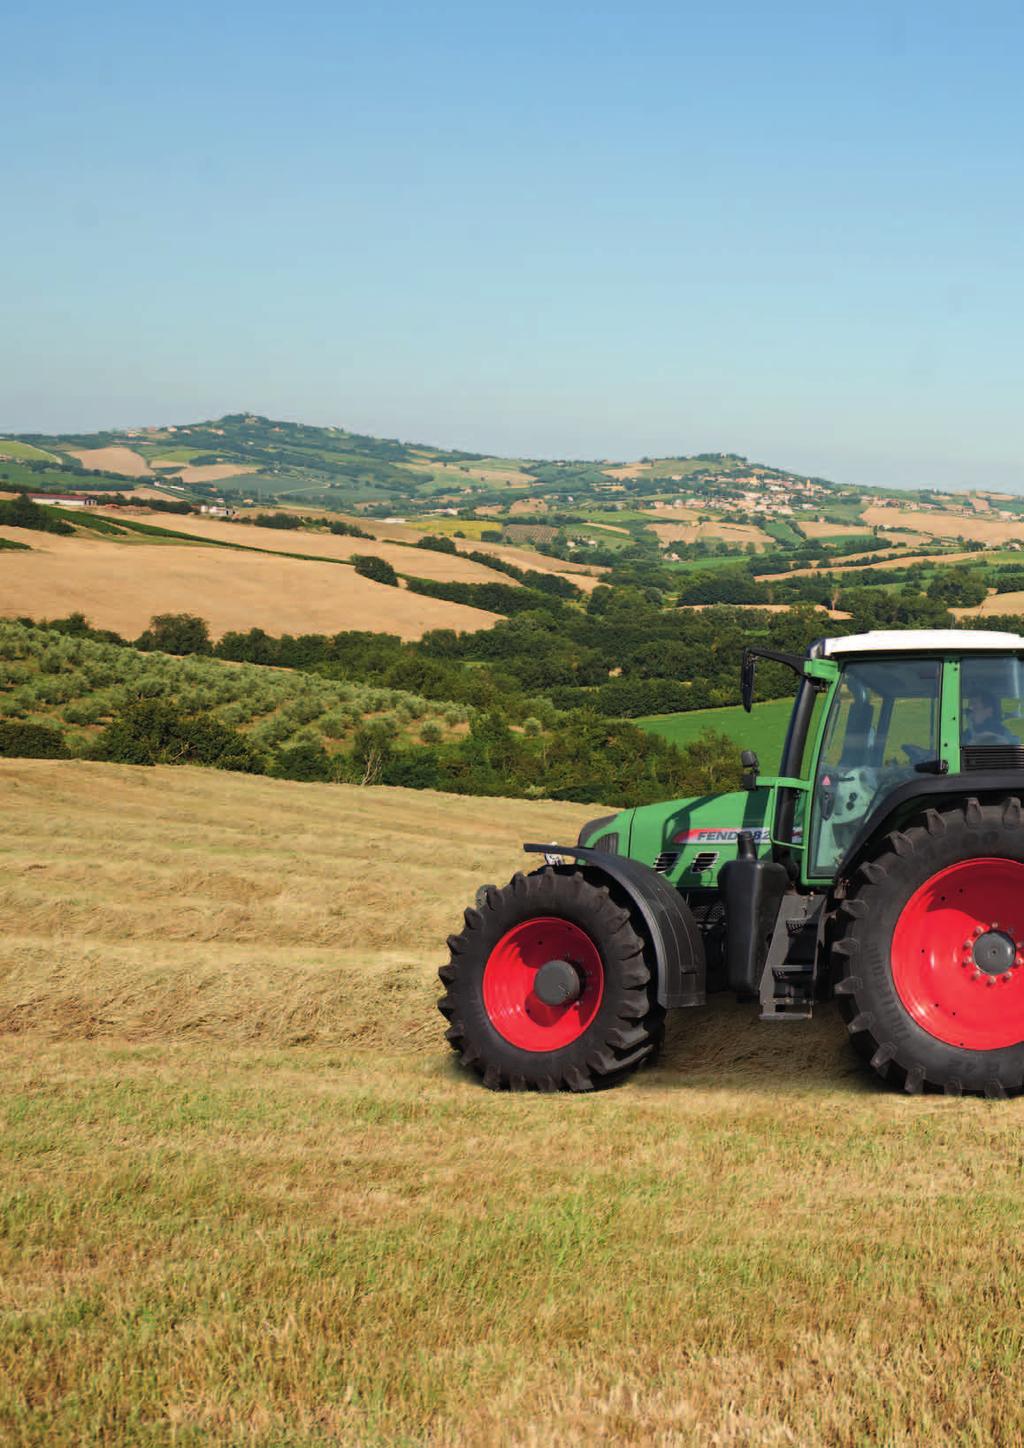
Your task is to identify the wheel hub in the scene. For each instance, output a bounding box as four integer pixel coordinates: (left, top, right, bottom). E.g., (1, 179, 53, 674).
(892, 859, 1024, 1049)
(481, 916, 604, 1051)
(533, 958, 583, 1006)
(971, 929, 1017, 977)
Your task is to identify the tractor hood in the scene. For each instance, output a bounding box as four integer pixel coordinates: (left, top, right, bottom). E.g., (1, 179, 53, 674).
(627, 789, 773, 868)
(576, 788, 774, 886)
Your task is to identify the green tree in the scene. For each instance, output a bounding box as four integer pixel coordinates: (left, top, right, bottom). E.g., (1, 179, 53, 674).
(135, 613, 213, 656)
(352, 555, 399, 587)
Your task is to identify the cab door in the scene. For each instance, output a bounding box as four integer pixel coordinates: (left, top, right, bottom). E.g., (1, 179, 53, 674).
(807, 656, 943, 879)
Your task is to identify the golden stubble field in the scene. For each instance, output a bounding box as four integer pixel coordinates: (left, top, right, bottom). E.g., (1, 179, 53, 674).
(0, 528, 501, 641)
(862, 503, 1024, 546)
(98, 511, 524, 586)
(4, 760, 1024, 1445)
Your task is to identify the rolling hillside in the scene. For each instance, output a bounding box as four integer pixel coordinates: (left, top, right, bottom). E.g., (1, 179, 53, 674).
(4, 760, 1024, 1444)
(0, 527, 502, 640)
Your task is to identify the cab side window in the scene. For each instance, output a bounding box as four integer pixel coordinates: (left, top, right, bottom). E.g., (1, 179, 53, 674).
(960, 656, 1024, 760)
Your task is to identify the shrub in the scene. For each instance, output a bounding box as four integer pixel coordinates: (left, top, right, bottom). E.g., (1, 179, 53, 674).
(63, 698, 105, 726)
(420, 720, 444, 745)
(0, 721, 70, 758)
(352, 555, 399, 587)
(320, 710, 351, 739)
(252, 511, 303, 530)
(287, 695, 323, 726)
(271, 740, 333, 782)
(91, 699, 264, 772)
(329, 519, 371, 539)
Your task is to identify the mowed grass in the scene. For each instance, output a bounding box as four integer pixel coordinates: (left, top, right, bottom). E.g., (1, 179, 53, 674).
(635, 698, 794, 772)
(5, 762, 1024, 1444)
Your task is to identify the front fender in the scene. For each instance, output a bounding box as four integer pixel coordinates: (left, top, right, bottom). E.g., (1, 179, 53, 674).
(523, 843, 705, 1008)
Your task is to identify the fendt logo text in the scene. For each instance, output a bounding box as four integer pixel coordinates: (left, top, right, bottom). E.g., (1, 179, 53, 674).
(672, 827, 773, 845)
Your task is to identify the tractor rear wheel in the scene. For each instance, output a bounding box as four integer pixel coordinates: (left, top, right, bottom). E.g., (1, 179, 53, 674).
(438, 867, 663, 1091)
(834, 798, 1024, 1095)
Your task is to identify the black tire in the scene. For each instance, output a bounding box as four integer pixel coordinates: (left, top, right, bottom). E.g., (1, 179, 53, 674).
(834, 797, 1024, 1096)
(438, 867, 664, 1091)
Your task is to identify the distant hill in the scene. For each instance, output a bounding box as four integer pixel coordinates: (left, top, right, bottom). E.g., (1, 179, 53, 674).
(1, 413, 834, 514)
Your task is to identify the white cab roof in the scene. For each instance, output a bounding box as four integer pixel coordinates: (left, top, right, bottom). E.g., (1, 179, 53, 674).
(823, 629, 1024, 657)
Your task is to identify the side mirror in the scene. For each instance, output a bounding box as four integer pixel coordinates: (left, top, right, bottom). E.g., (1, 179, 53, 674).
(741, 650, 756, 713)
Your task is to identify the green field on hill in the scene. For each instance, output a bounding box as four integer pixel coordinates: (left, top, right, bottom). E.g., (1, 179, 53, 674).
(0, 439, 60, 462)
(635, 697, 794, 771)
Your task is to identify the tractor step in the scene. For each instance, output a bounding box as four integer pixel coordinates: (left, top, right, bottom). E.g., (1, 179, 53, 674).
(758, 894, 825, 1021)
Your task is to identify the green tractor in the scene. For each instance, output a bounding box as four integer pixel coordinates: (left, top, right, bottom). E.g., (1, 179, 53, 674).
(439, 630, 1024, 1097)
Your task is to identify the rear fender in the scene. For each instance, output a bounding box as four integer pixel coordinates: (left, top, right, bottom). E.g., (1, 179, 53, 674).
(523, 843, 705, 1008)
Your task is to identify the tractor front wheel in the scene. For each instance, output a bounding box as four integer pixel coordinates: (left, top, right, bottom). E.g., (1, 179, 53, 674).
(834, 798, 1024, 1095)
(439, 867, 663, 1091)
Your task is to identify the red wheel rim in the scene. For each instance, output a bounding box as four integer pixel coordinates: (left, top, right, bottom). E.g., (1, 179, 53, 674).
(891, 858, 1024, 1049)
(482, 916, 604, 1051)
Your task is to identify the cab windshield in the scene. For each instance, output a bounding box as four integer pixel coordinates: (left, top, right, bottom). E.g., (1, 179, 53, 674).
(809, 657, 941, 876)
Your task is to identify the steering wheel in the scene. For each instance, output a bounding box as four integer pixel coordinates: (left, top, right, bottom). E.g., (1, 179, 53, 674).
(901, 742, 930, 765)
(969, 730, 1011, 746)
(818, 766, 879, 823)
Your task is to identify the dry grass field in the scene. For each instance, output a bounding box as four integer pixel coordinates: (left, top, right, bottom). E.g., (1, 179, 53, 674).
(797, 518, 870, 538)
(66, 446, 152, 477)
(954, 590, 1024, 618)
(4, 760, 1024, 1445)
(756, 548, 985, 582)
(243, 510, 603, 584)
(862, 503, 1024, 547)
(97, 511, 522, 586)
(0, 529, 500, 640)
(175, 464, 259, 484)
(648, 520, 771, 549)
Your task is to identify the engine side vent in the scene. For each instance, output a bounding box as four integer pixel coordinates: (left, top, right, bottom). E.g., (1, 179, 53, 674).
(691, 850, 719, 873)
(653, 850, 680, 873)
(592, 832, 619, 854)
(962, 745, 1024, 772)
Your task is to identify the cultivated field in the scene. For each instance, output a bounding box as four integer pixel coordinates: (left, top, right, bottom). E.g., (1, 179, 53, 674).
(648, 520, 771, 549)
(66, 446, 152, 476)
(862, 503, 1024, 546)
(98, 510, 523, 586)
(4, 760, 1024, 1444)
(797, 518, 870, 538)
(250, 510, 604, 583)
(0, 530, 500, 640)
(756, 548, 987, 582)
(955, 590, 1024, 618)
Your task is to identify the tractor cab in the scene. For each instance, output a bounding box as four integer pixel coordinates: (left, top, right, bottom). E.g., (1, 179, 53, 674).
(741, 630, 1024, 888)
(441, 629, 1024, 1098)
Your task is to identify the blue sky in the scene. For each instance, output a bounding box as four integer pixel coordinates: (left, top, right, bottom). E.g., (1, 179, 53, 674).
(2, 1, 1022, 490)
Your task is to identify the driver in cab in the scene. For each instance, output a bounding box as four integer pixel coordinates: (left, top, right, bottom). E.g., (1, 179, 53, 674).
(963, 693, 1016, 745)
